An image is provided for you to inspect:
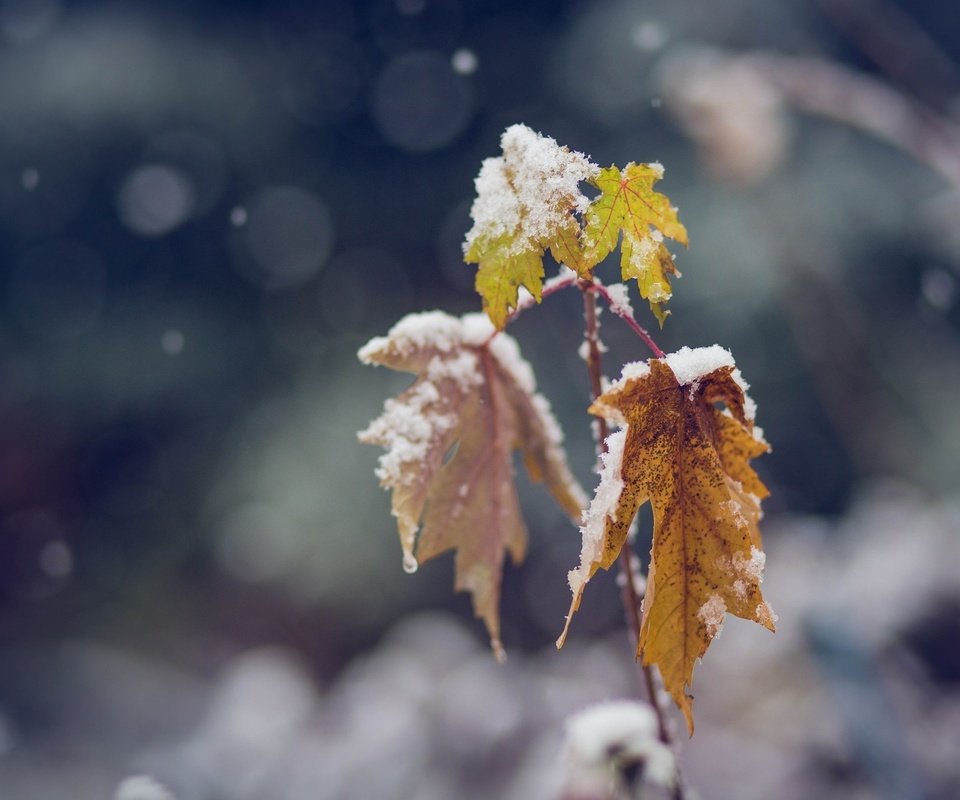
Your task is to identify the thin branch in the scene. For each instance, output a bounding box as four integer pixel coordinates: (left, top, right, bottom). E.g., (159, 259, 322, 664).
(580, 286, 685, 800)
(485, 269, 668, 359)
(586, 281, 666, 359)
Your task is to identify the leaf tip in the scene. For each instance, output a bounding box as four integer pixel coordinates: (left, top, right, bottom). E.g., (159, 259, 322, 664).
(492, 638, 507, 664)
(650, 302, 670, 328)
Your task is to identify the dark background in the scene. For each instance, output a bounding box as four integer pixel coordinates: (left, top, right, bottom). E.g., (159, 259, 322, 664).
(0, 1, 958, 798)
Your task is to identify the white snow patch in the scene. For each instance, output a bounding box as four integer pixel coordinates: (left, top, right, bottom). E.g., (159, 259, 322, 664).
(732, 579, 747, 599)
(360, 380, 456, 488)
(615, 360, 653, 385)
(531, 393, 563, 446)
(358, 310, 464, 363)
(577, 338, 608, 362)
(733, 545, 766, 583)
(604, 282, 635, 318)
(662, 344, 735, 386)
(487, 330, 536, 394)
(564, 700, 675, 789)
(698, 593, 727, 639)
(568, 428, 627, 594)
(426, 350, 481, 389)
(464, 124, 598, 256)
(544, 266, 579, 291)
(730, 366, 757, 421)
(460, 311, 496, 345)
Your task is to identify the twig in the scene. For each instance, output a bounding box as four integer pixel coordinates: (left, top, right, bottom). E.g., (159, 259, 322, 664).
(586, 280, 665, 359)
(486, 269, 668, 359)
(580, 286, 685, 800)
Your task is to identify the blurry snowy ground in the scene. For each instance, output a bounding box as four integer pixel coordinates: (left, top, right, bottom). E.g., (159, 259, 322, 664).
(1, 481, 957, 800)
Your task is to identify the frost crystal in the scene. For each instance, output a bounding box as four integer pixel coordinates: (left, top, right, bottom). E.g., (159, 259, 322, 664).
(463, 124, 598, 256)
(564, 700, 675, 790)
(698, 593, 727, 639)
(733, 545, 766, 583)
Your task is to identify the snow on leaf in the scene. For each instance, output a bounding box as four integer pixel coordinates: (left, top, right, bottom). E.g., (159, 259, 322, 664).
(359, 311, 585, 656)
(560, 348, 772, 734)
(583, 163, 688, 324)
(464, 125, 598, 328)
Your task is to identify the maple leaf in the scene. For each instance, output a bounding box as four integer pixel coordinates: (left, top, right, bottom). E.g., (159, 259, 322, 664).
(358, 311, 586, 657)
(559, 346, 774, 734)
(582, 163, 688, 325)
(464, 125, 599, 328)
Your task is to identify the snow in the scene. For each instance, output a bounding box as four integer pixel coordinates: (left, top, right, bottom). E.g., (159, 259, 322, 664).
(568, 428, 627, 594)
(698, 593, 727, 639)
(463, 124, 598, 256)
(426, 351, 481, 388)
(663, 344, 735, 385)
(360, 380, 456, 488)
(115, 776, 177, 800)
(358, 310, 463, 363)
(486, 328, 536, 394)
(600, 347, 761, 430)
(360, 308, 584, 531)
(733, 545, 766, 583)
(544, 265, 579, 292)
(459, 311, 496, 345)
(604, 282, 634, 318)
(564, 700, 675, 789)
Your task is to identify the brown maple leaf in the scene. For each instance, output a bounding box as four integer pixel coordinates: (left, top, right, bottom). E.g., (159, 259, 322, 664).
(359, 311, 585, 658)
(559, 346, 775, 733)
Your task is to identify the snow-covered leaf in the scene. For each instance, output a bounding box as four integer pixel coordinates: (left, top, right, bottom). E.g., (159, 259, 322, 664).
(359, 311, 586, 656)
(560, 346, 774, 733)
(463, 125, 598, 328)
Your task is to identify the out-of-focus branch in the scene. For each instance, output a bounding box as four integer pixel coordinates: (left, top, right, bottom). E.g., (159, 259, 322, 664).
(815, 0, 960, 110)
(660, 48, 960, 188)
(755, 53, 960, 188)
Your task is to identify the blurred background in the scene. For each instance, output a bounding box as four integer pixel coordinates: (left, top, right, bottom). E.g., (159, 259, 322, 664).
(0, 0, 958, 797)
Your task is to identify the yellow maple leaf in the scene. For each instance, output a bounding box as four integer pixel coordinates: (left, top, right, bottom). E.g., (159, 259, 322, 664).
(467, 235, 544, 330)
(359, 312, 585, 657)
(560, 347, 774, 734)
(583, 163, 688, 324)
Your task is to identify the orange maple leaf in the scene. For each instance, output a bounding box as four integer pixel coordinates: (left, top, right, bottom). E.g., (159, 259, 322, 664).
(560, 346, 775, 733)
(359, 312, 585, 658)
